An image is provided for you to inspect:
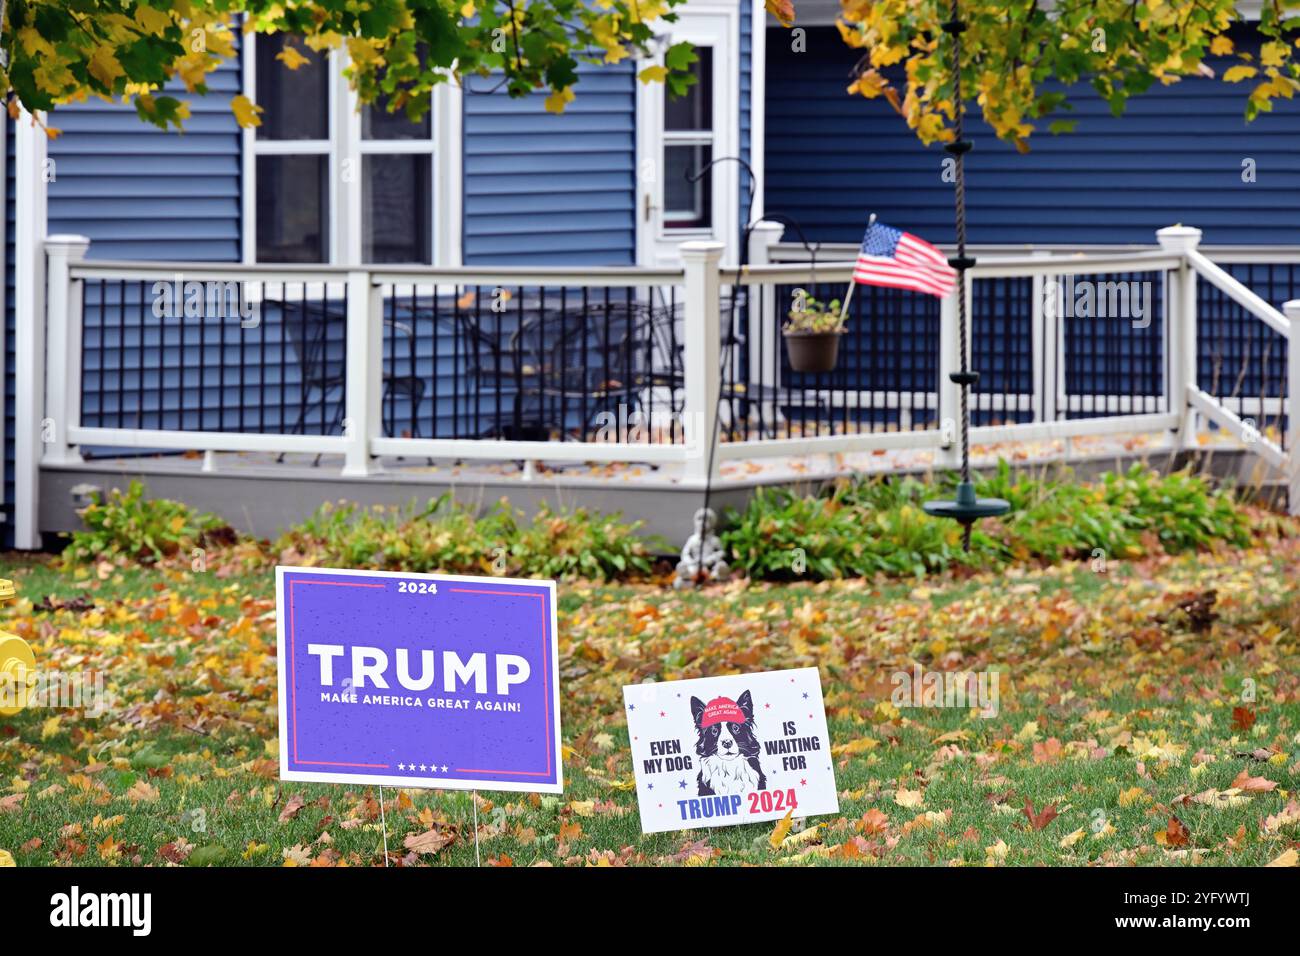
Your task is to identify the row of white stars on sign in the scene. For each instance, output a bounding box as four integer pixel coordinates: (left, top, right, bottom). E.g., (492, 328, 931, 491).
(397, 763, 450, 773)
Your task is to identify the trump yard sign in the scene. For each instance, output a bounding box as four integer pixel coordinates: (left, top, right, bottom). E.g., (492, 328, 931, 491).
(623, 667, 838, 833)
(276, 567, 562, 794)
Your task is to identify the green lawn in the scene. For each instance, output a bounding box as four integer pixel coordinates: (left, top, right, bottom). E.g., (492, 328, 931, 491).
(2, 541, 1299, 867)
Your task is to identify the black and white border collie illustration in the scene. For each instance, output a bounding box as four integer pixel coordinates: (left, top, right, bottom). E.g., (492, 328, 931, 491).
(691, 690, 767, 796)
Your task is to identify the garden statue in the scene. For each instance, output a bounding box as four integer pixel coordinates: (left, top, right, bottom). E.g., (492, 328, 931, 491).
(674, 508, 730, 589)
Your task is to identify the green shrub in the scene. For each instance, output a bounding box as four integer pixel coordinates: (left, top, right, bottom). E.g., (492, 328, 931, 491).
(721, 484, 975, 580)
(507, 504, 657, 580)
(1099, 463, 1251, 553)
(276, 494, 657, 582)
(720, 487, 868, 580)
(723, 462, 1272, 582)
(276, 496, 502, 574)
(970, 461, 1142, 563)
(63, 480, 228, 564)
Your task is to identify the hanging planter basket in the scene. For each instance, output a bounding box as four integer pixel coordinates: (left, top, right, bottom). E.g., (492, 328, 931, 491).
(783, 329, 843, 373)
(784, 296, 845, 373)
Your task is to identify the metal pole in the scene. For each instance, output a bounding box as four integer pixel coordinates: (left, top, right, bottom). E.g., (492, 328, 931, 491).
(378, 786, 390, 867)
(472, 791, 481, 867)
(837, 280, 856, 326)
(838, 213, 873, 324)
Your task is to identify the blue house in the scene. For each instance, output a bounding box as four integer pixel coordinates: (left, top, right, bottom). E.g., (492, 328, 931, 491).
(4, 2, 1299, 548)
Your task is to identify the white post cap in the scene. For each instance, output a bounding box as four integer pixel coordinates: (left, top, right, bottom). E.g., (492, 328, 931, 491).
(749, 220, 786, 238)
(44, 234, 91, 257)
(1155, 225, 1203, 254)
(678, 239, 726, 260)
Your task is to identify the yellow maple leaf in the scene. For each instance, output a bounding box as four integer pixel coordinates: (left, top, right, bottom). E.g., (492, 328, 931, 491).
(637, 66, 668, 85)
(847, 70, 888, 99)
(832, 736, 879, 756)
(276, 44, 310, 71)
(1261, 42, 1289, 68)
(0, 849, 14, 867)
(894, 788, 925, 808)
(544, 87, 575, 114)
(1223, 65, 1258, 83)
(1209, 35, 1234, 56)
(1015, 720, 1040, 742)
(88, 46, 126, 88)
(134, 5, 174, 34)
(18, 27, 55, 59)
(933, 730, 971, 744)
(126, 780, 160, 804)
(304, 32, 343, 53)
(1118, 786, 1148, 807)
(914, 111, 953, 144)
(231, 95, 264, 129)
(768, 809, 793, 849)
(765, 0, 795, 28)
(346, 36, 382, 68)
(781, 823, 823, 849)
(34, 61, 75, 96)
(1266, 847, 1298, 867)
(204, 27, 237, 59)
(1059, 827, 1086, 848)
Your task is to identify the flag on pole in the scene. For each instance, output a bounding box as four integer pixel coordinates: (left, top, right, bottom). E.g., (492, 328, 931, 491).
(852, 219, 956, 298)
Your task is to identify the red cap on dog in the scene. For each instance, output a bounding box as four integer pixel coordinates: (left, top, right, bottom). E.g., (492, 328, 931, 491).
(699, 696, 746, 727)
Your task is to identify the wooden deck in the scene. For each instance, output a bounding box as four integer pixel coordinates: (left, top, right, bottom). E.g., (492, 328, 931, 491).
(33, 429, 1280, 550)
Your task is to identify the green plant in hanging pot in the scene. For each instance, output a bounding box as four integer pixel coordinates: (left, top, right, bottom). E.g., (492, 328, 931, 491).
(783, 293, 845, 373)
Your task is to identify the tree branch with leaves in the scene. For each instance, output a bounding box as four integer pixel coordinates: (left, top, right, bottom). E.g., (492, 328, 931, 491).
(837, 0, 1300, 150)
(0, 0, 701, 133)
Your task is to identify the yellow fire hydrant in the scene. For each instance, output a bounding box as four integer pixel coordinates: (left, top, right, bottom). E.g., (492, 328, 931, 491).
(0, 578, 35, 716)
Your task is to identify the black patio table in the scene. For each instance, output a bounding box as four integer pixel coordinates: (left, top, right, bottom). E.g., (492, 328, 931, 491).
(387, 291, 679, 443)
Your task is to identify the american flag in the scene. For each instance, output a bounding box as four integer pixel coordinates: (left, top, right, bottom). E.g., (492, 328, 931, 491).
(853, 220, 956, 298)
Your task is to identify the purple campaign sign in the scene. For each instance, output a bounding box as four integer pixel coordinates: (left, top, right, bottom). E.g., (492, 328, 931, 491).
(276, 567, 562, 794)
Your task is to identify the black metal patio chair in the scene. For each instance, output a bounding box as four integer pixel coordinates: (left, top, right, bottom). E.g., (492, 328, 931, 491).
(512, 302, 656, 441)
(274, 296, 427, 465)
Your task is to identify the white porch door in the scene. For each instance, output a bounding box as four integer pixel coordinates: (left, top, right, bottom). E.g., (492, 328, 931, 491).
(636, 4, 740, 267)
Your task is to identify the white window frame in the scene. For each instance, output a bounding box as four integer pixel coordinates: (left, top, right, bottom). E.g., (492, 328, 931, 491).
(635, 0, 741, 266)
(241, 33, 462, 266)
(660, 51, 715, 227)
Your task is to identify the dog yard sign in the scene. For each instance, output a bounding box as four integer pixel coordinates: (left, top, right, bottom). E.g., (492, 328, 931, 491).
(623, 667, 838, 833)
(276, 567, 562, 794)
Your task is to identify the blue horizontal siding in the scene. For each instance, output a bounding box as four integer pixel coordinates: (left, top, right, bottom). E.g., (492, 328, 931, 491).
(463, 64, 636, 265)
(765, 25, 1300, 245)
(47, 55, 242, 262)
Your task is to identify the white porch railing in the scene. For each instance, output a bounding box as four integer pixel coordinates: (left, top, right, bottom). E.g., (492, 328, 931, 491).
(19, 224, 1300, 548)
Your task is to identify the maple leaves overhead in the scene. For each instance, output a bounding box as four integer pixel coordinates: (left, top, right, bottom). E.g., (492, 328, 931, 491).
(836, 0, 1300, 149)
(1, 0, 697, 132)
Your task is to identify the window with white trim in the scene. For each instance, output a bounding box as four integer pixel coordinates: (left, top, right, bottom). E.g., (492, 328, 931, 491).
(662, 47, 713, 230)
(247, 34, 452, 265)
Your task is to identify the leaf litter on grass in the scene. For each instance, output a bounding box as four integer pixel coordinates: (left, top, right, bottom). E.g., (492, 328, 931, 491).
(1, 534, 1299, 865)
